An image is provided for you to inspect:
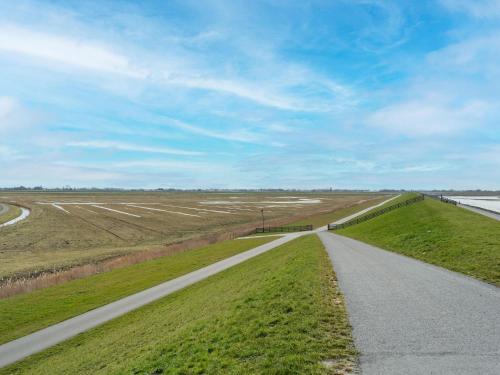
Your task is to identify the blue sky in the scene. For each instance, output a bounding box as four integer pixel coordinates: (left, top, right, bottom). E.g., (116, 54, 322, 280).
(1, 0, 499, 189)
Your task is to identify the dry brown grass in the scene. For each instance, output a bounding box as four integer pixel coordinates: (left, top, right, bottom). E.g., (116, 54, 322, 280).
(0, 193, 383, 297)
(0, 204, 23, 225)
(0, 227, 252, 298)
(0, 207, 312, 298)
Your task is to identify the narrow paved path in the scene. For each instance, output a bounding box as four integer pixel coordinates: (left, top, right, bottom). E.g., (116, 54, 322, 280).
(318, 231, 500, 375)
(0, 232, 305, 368)
(0, 195, 398, 368)
(458, 204, 500, 221)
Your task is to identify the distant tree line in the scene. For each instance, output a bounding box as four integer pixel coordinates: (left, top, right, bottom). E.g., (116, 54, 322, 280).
(1, 186, 496, 194)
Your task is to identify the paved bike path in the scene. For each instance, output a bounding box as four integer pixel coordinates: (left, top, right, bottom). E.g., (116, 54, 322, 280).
(0, 195, 399, 368)
(318, 231, 500, 375)
(0, 233, 305, 368)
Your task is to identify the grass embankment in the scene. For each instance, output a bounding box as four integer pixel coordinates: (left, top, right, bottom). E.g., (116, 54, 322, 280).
(368, 192, 418, 210)
(289, 195, 390, 228)
(0, 204, 22, 225)
(0, 237, 275, 344)
(2, 235, 357, 375)
(336, 192, 419, 226)
(338, 198, 500, 285)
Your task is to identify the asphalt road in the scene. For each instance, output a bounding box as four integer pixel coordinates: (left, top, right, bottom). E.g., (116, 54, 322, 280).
(318, 231, 500, 375)
(0, 195, 399, 368)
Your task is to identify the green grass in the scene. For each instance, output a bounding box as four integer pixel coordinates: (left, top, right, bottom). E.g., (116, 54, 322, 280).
(348, 192, 419, 222)
(0, 204, 22, 225)
(332, 192, 419, 229)
(338, 198, 500, 285)
(371, 192, 418, 209)
(289, 195, 390, 228)
(0, 237, 276, 344)
(2, 235, 357, 375)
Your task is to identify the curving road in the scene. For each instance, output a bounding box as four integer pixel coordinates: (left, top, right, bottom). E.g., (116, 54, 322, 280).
(3, 193, 494, 375)
(318, 231, 500, 375)
(0, 195, 399, 368)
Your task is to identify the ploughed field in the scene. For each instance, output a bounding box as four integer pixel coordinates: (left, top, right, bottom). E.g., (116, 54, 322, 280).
(0, 191, 379, 279)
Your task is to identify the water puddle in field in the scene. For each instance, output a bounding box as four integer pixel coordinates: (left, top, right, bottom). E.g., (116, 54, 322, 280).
(199, 198, 322, 205)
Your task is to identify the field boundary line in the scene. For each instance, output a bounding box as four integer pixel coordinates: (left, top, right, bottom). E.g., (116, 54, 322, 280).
(91, 205, 141, 218)
(127, 204, 202, 218)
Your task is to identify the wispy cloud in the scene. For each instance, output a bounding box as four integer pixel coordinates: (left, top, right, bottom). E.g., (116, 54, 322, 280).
(67, 141, 203, 156)
(440, 0, 500, 18)
(0, 25, 148, 78)
(1, 1, 499, 189)
(366, 98, 490, 136)
(0, 22, 353, 113)
(0, 95, 45, 135)
(158, 117, 261, 143)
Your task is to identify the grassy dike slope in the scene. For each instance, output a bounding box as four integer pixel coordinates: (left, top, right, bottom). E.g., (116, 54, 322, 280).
(289, 195, 389, 228)
(338, 198, 500, 286)
(0, 237, 276, 344)
(2, 235, 357, 375)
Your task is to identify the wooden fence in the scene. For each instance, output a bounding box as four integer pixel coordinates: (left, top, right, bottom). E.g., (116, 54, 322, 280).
(422, 194, 457, 205)
(328, 194, 424, 230)
(255, 225, 313, 234)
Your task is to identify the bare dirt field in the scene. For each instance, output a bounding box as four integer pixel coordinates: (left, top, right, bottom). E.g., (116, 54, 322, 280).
(0, 191, 383, 279)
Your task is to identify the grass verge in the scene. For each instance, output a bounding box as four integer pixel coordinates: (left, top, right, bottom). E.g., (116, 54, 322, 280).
(338, 198, 500, 286)
(289, 195, 390, 228)
(368, 192, 418, 210)
(2, 235, 357, 375)
(346, 192, 420, 223)
(0, 205, 22, 225)
(0, 236, 275, 344)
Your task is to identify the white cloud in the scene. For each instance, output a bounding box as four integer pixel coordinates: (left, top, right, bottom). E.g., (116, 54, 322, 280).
(158, 117, 261, 143)
(441, 0, 500, 18)
(110, 159, 230, 173)
(0, 23, 354, 112)
(427, 34, 500, 78)
(0, 96, 16, 119)
(67, 140, 203, 156)
(0, 145, 21, 160)
(367, 99, 489, 136)
(0, 96, 45, 135)
(332, 156, 377, 172)
(166, 76, 300, 111)
(0, 25, 148, 78)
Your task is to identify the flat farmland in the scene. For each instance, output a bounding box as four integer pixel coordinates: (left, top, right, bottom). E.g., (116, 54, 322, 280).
(0, 192, 383, 279)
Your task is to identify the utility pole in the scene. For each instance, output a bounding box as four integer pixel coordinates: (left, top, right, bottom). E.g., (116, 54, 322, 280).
(261, 208, 265, 230)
